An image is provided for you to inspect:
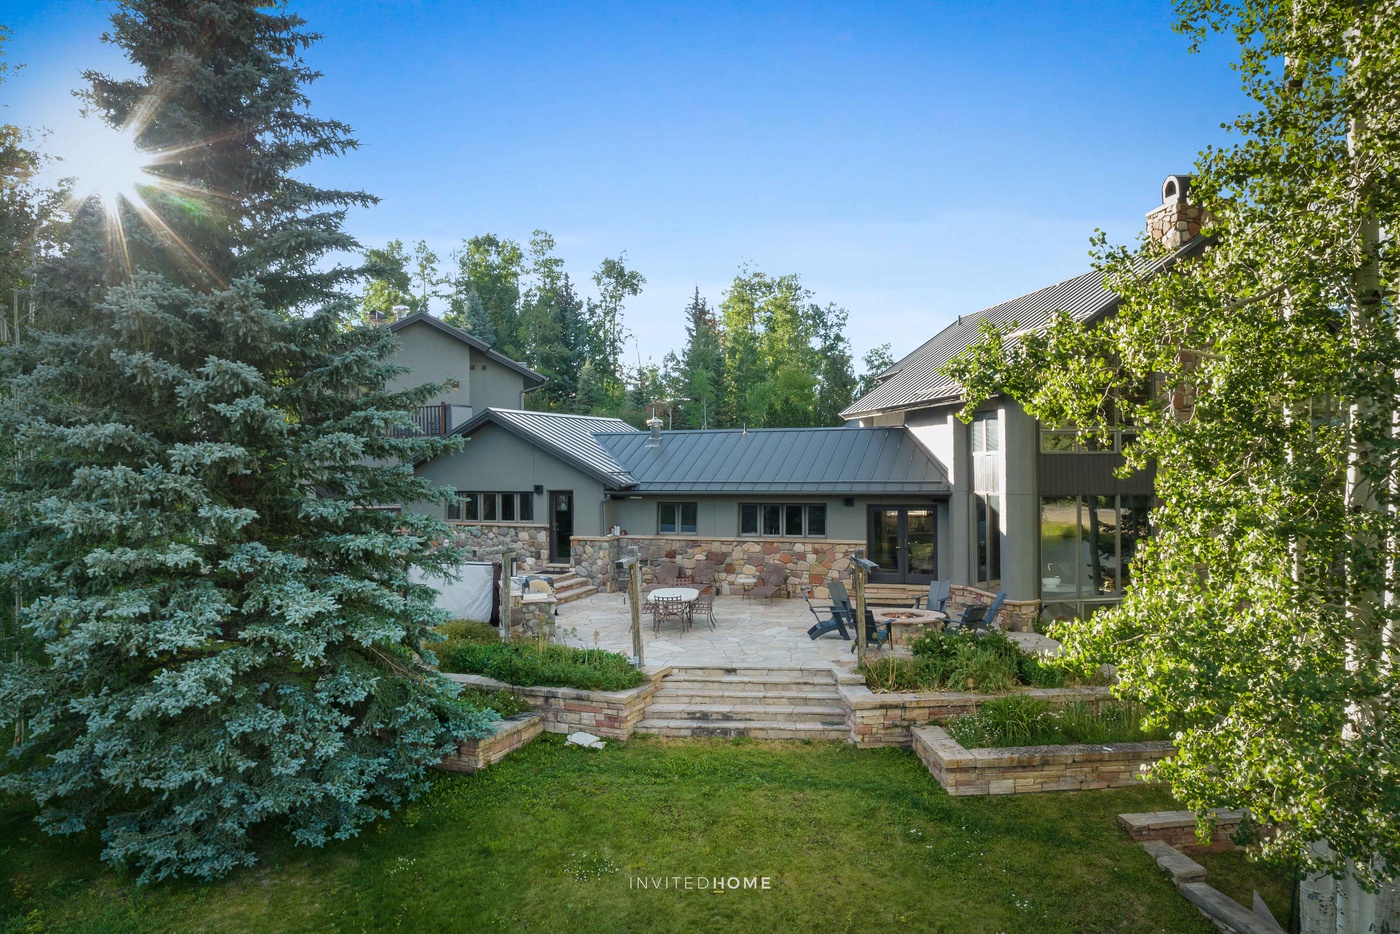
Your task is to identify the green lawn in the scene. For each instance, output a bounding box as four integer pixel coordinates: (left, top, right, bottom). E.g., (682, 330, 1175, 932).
(2, 736, 1247, 933)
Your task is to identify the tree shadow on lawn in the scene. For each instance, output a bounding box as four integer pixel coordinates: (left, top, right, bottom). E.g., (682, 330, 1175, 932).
(2, 736, 1222, 934)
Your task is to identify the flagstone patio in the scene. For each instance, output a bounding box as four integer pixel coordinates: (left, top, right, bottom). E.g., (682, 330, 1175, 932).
(549, 592, 1058, 669)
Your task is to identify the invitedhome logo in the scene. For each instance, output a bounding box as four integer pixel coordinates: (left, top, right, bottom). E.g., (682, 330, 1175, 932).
(630, 876, 773, 891)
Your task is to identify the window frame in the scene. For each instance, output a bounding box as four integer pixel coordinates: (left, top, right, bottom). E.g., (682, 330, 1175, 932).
(658, 501, 699, 535)
(737, 503, 829, 539)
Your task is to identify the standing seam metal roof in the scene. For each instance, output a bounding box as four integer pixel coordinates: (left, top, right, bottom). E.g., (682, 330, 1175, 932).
(451, 408, 639, 488)
(594, 426, 949, 493)
(842, 239, 1209, 418)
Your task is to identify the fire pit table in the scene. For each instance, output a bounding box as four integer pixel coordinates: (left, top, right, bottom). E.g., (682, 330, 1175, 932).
(871, 607, 946, 641)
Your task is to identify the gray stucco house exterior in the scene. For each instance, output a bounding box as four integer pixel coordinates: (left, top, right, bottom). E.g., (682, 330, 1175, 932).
(393, 176, 1207, 625)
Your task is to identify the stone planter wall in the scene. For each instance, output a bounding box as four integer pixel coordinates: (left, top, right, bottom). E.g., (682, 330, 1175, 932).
(838, 680, 1112, 748)
(449, 522, 551, 570)
(438, 710, 543, 773)
(913, 724, 1173, 795)
(444, 668, 668, 740)
(1117, 809, 1246, 854)
(570, 534, 863, 599)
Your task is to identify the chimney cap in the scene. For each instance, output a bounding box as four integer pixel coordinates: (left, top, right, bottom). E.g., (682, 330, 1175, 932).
(1161, 175, 1191, 205)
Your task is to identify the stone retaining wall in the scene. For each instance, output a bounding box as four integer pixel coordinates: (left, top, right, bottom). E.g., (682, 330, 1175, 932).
(449, 522, 551, 570)
(444, 668, 668, 740)
(913, 724, 1173, 795)
(571, 534, 863, 599)
(839, 681, 1112, 748)
(1117, 809, 1245, 854)
(437, 710, 543, 773)
(946, 584, 1039, 633)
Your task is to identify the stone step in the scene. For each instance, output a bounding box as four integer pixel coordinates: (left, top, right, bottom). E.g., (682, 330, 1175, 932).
(664, 666, 837, 683)
(645, 702, 847, 724)
(633, 717, 848, 741)
(554, 584, 597, 605)
(651, 687, 841, 705)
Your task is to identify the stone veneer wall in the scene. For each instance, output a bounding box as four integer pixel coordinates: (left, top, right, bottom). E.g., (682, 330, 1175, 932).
(838, 680, 1112, 748)
(444, 669, 667, 740)
(913, 724, 1173, 795)
(448, 522, 550, 570)
(437, 710, 543, 773)
(572, 534, 864, 599)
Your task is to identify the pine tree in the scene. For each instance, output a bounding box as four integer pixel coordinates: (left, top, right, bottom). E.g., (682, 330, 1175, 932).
(54, 1, 376, 310)
(677, 287, 724, 428)
(446, 234, 524, 352)
(0, 276, 494, 882)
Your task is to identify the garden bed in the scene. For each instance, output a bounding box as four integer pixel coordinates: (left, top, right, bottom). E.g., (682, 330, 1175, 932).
(444, 670, 667, 740)
(912, 724, 1174, 795)
(438, 710, 544, 773)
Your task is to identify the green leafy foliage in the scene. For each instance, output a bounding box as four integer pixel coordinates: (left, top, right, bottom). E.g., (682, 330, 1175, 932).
(942, 0, 1400, 882)
(437, 641, 645, 692)
(0, 276, 495, 883)
(860, 631, 1075, 694)
(947, 696, 1170, 749)
(457, 687, 532, 718)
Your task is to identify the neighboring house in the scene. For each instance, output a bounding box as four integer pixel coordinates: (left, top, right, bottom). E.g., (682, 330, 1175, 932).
(841, 175, 1209, 619)
(384, 311, 545, 434)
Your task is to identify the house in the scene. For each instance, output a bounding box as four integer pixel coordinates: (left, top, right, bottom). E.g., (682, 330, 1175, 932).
(841, 175, 1209, 620)
(384, 311, 545, 434)
(395, 176, 1206, 625)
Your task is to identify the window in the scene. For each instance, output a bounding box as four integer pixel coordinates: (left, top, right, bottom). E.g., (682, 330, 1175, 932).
(971, 410, 999, 453)
(447, 492, 534, 523)
(1040, 494, 1153, 613)
(658, 502, 698, 534)
(976, 494, 1001, 589)
(739, 503, 828, 538)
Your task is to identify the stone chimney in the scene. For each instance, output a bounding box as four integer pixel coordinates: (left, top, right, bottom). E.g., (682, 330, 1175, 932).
(1145, 175, 1207, 249)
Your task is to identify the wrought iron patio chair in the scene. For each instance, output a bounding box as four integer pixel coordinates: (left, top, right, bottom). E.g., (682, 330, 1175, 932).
(650, 595, 687, 635)
(692, 585, 716, 631)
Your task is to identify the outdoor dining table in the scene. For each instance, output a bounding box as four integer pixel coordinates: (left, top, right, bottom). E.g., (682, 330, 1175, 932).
(645, 587, 700, 631)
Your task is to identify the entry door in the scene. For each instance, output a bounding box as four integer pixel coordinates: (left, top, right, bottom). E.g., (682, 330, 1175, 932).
(867, 506, 937, 584)
(550, 491, 574, 562)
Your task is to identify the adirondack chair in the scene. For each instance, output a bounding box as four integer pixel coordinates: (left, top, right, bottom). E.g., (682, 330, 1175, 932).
(983, 591, 1006, 629)
(913, 580, 952, 614)
(804, 592, 851, 641)
(849, 607, 891, 652)
(827, 579, 852, 612)
(945, 603, 988, 634)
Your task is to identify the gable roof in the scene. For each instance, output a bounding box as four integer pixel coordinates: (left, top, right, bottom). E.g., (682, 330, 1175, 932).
(451, 408, 639, 488)
(595, 426, 949, 494)
(842, 238, 1209, 419)
(389, 312, 546, 389)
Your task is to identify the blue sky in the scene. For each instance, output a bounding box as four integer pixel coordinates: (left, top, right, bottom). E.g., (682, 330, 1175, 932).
(4, 1, 1248, 369)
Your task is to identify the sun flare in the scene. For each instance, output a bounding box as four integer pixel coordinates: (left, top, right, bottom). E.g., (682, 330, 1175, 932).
(59, 117, 154, 214)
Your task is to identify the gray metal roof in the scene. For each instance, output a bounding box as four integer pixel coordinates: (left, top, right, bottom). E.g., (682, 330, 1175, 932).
(451, 408, 639, 488)
(389, 312, 546, 388)
(595, 426, 949, 493)
(843, 239, 1209, 418)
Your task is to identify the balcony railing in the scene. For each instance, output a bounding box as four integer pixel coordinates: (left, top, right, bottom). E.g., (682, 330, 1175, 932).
(392, 403, 451, 437)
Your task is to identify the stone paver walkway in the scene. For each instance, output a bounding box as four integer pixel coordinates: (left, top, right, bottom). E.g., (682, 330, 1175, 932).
(551, 592, 1056, 669)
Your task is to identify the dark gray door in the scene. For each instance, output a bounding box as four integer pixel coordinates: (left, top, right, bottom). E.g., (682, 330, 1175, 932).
(550, 491, 573, 562)
(867, 506, 936, 584)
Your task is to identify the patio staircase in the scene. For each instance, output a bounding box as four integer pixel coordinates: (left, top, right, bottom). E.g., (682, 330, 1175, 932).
(634, 666, 848, 741)
(542, 568, 597, 605)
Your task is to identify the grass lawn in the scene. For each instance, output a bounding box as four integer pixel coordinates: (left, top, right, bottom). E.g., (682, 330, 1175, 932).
(1196, 849, 1297, 926)
(2, 736, 1243, 933)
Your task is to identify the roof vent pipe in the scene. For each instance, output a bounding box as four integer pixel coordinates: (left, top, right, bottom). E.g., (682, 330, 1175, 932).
(646, 416, 662, 447)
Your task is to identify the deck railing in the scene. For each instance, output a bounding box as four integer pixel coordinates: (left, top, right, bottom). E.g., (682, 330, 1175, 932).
(392, 403, 450, 437)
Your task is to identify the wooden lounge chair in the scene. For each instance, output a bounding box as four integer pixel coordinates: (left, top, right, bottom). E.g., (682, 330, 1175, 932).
(804, 592, 850, 641)
(913, 580, 952, 614)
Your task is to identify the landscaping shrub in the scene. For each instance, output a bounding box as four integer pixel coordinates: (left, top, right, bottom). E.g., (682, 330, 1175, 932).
(861, 630, 1076, 693)
(946, 696, 1171, 749)
(435, 620, 501, 645)
(459, 687, 533, 718)
(438, 641, 646, 692)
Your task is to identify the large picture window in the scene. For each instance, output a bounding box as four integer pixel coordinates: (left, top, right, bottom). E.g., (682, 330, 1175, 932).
(739, 503, 827, 538)
(658, 502, 698, 534)
(1039, 494, 1151, 614)
(448, 492, 534, 522)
